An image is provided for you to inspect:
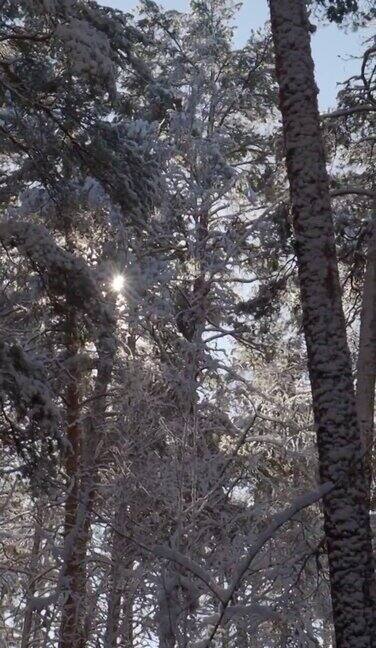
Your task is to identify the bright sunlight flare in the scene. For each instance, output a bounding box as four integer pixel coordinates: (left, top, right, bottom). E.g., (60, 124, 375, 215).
(111, 274, 125, 293)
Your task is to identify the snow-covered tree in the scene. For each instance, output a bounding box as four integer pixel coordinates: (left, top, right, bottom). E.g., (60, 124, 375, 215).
(0, 1, 374, 647)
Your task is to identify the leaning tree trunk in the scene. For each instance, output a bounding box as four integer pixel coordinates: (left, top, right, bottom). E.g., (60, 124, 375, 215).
(356, 217, 376, 489)
(267, 0, 375, 645)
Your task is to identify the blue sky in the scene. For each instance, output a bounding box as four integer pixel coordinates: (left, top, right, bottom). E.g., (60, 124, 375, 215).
(102, 0, 370, 110)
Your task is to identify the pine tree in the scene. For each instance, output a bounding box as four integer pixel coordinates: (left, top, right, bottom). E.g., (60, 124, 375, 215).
(268, 0, 376, 644)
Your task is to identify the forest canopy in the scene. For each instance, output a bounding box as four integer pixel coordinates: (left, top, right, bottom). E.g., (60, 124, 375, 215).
(0, 1, 375, 647)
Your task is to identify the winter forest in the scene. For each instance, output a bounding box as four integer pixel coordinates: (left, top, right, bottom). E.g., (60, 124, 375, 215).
(0, 0, 376, 646)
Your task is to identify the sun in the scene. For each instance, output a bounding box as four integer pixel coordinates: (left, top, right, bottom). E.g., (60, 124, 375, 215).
(111, 274, 125, 293)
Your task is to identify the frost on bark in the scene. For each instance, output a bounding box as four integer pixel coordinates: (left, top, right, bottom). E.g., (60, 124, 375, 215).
(356, 218, 376, 489)
(268, 0, 375, 645)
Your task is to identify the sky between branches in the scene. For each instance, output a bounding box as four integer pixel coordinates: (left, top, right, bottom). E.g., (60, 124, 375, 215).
(101, 0, 372, 110)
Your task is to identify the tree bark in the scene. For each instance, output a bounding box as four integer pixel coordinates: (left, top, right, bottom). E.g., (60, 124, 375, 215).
(104, 511, 134, 648)
(21, 505, 43, 648)
(59, 308, 86, 648)
(356, 218, 376, 489)
(105, 566, 122, 648)
(119, 580, 134, 648)
(58, 240, 116, 648)
(59, 323, 116, 648)
(268, 1, 376, 645)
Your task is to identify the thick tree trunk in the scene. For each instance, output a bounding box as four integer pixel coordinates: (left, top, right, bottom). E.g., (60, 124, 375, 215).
(268, 1, 375, 645)
(356, 218, 376, 488)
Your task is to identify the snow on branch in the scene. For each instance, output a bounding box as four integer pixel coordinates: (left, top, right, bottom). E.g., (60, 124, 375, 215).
(153, 480, 333, 645)
(0, 220, 115, 353)
(56, 18, 116, 95)
(198, 481, 334, 648)
(0, 341, 59, 434)
(227, 481, 333, 597)
(154, 546, 226, 602)
(330, 187, 376, 199)
(321, 104, 375, 119)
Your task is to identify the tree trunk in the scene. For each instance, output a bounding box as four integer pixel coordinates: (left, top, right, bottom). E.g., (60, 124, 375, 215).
(21, 505, 43, 648)
(323, 616, 335, 648)
(59, 281, 115, 648)
(104, 514, 133, 648)
(105, 572, 122, 648)
(356, 217, 376, 489)
(119, 582, 134, 648)
(268, 1, 376, 645)
(59, 308, 86, 648)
